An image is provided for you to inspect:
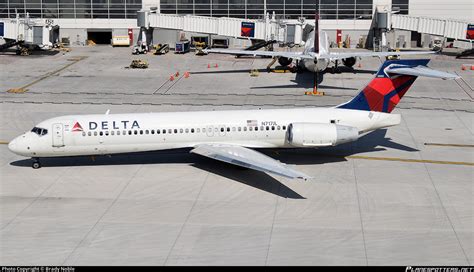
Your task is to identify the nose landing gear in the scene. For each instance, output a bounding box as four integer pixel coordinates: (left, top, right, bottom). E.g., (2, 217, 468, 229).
(32, 158, 41, 169)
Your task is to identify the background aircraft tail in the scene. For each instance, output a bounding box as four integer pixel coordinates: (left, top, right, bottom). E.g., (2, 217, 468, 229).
(336, 59, 458, 113)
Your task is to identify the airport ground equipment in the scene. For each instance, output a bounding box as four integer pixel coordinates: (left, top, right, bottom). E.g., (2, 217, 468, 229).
(129, 59, 149, 69)
(112, 36, 130, 47)
(456, 48, 474, 58)
(154, 43, 169, 55)
(193, 41, 208, 56)
(132, 43, 148, 54)
(211, 38, 229, 48)
(191, 36, 209, 49)
(175, 40, 190, 54)
(1, 13, 59, 55)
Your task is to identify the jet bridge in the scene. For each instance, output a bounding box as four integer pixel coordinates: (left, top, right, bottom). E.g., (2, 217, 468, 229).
(0, 13, 59, 53)
(391, 14, 472, 46)
(137, 11, 303, 46)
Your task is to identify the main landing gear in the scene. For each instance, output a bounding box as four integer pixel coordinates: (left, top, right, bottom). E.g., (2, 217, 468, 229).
(330, 60, 342, 74)
(31, 158, 41, 169)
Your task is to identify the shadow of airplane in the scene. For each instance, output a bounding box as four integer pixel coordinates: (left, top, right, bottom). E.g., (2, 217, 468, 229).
(10, 129, 417, 198)
(191, 66, 375, 91)
(251, 72, 356, 90)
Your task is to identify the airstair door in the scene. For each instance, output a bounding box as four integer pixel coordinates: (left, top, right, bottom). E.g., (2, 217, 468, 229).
(52, 123, 65, 147)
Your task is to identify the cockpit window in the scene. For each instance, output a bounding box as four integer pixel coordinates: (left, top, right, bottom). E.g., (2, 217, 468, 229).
(31, 127, 48, 136)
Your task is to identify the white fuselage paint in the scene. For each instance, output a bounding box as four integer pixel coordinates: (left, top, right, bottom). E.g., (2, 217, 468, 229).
(9, 107, 401, 158)
(301, 30, 330, 72)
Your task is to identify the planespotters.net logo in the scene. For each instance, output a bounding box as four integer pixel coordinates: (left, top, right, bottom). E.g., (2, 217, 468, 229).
(406, 267, 474, 272)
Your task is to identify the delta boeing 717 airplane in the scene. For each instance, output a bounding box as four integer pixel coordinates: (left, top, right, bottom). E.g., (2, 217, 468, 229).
(8, 59, 457, 179)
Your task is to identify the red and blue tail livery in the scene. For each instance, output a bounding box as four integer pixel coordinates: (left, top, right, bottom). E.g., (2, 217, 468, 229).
(337, 59, 430, 113)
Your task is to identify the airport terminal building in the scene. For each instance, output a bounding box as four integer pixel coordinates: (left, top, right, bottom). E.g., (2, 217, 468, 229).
(0, 0, 472, 46)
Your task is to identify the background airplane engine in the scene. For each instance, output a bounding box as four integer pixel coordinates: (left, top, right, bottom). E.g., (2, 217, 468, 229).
(287, 123, 359, 147)
(278, 57, 293, 66)
(342, 57, 357, 68)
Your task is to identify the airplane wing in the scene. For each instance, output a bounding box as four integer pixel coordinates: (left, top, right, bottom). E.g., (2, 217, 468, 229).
(203, 48, 315, 60)
(320, 50, 435, 61)
(190, 144, 310, 179)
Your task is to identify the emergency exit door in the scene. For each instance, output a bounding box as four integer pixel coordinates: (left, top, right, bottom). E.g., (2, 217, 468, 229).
(52, 123, 64, 147)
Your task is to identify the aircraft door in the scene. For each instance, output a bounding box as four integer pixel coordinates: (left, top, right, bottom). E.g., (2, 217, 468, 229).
(52, 123, 65, 147)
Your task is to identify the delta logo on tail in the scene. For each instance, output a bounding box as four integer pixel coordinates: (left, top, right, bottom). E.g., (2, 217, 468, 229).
(72, 122, 83, 132)
(338, 59, 429, 113)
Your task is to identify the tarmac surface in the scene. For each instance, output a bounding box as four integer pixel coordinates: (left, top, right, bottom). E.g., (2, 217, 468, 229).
(0, 46, 473, 265)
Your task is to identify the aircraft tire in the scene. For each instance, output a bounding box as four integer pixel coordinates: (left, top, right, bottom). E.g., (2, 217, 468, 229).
(32, 160, 41, 169)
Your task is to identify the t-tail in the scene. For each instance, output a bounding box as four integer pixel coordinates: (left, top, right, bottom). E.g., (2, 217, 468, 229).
(337, 59, 459, 113)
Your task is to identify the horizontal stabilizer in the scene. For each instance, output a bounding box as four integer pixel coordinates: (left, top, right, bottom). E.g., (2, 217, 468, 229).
(384, 65, 460, 80)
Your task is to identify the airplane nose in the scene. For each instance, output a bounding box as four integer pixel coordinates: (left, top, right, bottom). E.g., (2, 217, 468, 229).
(8, 136, 26, 156)
(8, 138, 18, 154)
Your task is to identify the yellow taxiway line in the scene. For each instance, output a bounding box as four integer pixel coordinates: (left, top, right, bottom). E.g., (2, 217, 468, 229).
(347, 155, 474, 166)
(6, 56, 87, 93)
(424, 143, 474, 148)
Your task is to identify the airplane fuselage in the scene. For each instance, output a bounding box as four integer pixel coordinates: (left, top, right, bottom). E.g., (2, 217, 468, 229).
(300, 30, 331, 72)
(8, 107, 400, 158)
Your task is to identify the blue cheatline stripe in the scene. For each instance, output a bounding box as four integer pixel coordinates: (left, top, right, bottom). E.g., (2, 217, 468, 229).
(337, 91, 371, 111)
(382, 77, 417, 112)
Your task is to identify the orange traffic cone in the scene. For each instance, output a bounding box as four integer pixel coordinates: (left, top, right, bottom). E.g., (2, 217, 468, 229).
(313, 86, 318, 95)
(215, 63, 218, 68)
(175, 71, 180, 77)
(169, 75, 175, 81)
(207, 63, 210, 68)
(184, 71, 190, 78)
(461, 65, 466, 70)
(357, 62, 362, 68)
(471, 65, 474, 71)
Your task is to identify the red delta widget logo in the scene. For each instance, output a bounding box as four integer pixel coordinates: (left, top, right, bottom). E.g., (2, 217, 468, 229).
(241, 22, 255, 38)
(72, 120, 140, 132)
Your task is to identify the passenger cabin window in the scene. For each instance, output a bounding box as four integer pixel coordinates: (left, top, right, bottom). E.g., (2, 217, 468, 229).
(31, 127, 48, 136)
